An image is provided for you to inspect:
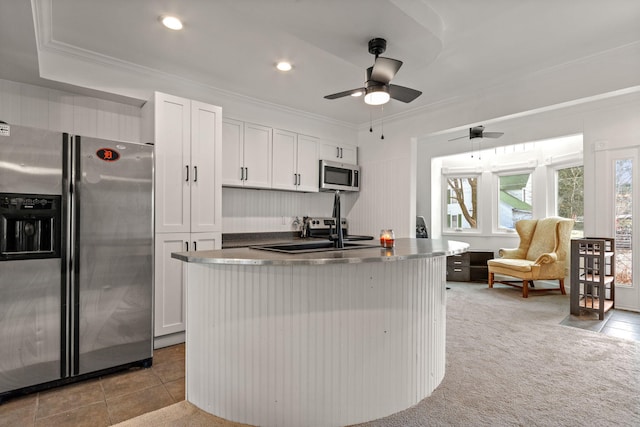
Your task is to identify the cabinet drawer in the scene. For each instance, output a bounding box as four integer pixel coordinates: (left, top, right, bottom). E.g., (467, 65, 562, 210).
(447, 266, 470, 282)
(447, 254, 470, 267)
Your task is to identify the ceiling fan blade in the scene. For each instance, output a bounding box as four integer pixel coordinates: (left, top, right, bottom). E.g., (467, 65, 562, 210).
(483, 132, 504, 138)
(324, 87, 365, 100)
(370, 57, 403, 84)
(448, 135, 469, 142)
(388, 84, 422, 103)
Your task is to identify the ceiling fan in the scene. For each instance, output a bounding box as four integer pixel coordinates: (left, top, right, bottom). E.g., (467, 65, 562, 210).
(449, 125, 504, 141)
(324, 38, 422, 106)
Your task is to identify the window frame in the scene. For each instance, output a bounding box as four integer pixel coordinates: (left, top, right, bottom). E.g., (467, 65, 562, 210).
(441, 171, 482, 235)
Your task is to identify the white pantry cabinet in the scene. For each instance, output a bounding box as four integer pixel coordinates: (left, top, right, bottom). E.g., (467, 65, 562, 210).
(320, 141, 357, 164)
(143, 92, 222, 233)
(142, 92, 222, 343)
(272, 129, 319, 192)
(154, 232, 220, 339)
(222, 119, 272, 188)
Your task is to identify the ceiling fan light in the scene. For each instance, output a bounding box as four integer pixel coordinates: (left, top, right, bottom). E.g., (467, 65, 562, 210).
(364, 86, 390, 105)
(276, 61, 292, 72)
(160, 16, 183, 30)
(351, 91, 364, 97)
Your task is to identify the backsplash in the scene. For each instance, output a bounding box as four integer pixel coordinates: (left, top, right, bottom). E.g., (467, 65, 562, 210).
(222, 187, 357, 233)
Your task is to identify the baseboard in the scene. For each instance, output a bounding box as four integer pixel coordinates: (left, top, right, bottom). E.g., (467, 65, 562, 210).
(154, 332, 185, 349)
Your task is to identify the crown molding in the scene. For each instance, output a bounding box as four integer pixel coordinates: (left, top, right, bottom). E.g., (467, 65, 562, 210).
(30, 0, 356, 131)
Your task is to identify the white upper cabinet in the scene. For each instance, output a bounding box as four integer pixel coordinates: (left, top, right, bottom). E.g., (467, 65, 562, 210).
(272, 130, 318, 192)
(320, 141, 358, 164)
(295, 134, 319, 192)
(143, 92, 222, 233)
(190, 101, 222, 233)
(222, 119, 272, 188)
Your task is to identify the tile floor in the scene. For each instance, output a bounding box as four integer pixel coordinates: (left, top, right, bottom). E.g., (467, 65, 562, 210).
(562, 308, 640, 341)
(0, 344, 185, 427)
(3, 310, 638, 427)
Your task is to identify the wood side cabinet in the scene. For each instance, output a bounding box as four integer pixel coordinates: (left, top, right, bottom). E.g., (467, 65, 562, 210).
(447, 251, 494, 282)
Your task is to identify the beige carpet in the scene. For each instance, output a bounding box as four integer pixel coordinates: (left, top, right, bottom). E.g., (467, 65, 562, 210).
(116, 282, 640, 426)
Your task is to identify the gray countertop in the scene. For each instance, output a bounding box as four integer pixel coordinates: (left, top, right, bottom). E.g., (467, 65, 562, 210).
(171, 238, 469, 266)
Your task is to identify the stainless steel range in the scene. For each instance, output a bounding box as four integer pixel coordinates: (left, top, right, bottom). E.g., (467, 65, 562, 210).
(304, 217, 373, 241)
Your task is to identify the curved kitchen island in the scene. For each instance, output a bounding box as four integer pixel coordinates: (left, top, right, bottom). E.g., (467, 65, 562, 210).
(172, 238, 468, 427)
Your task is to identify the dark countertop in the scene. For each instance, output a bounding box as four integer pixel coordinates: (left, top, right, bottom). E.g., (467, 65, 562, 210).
(222, 231, 374, 248)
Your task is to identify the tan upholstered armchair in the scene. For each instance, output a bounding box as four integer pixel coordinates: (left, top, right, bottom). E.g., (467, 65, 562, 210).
(488, 217, 574, 298)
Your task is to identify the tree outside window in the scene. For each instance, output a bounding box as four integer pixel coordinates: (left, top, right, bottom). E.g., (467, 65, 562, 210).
(557, 166, 584, 237)
(498, 173, 532, 229)
(446, 177, 477, 229)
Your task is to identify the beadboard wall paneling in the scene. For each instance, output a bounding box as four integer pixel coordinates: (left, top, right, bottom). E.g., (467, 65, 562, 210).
(0, 79, 141, 142)
(221, 187, 361, 233)
(348, 156, 412, 238)
(186, 257, 447, 427)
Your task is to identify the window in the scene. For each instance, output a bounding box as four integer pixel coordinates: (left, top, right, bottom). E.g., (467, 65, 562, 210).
(445, 176, 478, 230)
(498, 172, 533, 229)
(614, 158, 632, 286)
(556, 165, 584, 237)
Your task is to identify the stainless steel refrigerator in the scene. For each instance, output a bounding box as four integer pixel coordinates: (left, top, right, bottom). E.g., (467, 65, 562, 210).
(0, 123, 153, 400)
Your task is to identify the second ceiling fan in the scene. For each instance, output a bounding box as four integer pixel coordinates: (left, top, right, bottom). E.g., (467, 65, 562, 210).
(449, 125, 504, 141)
(324, 38, 422, 106)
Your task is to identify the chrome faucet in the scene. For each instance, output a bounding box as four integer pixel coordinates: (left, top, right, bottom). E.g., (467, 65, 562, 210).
(329, 190, 344, 249)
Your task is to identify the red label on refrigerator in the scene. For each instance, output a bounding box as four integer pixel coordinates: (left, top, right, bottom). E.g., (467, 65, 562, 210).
(96, 148, 120, 162)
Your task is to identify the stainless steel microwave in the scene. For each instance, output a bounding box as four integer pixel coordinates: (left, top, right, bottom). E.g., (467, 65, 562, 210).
(319, 160, 360, 192)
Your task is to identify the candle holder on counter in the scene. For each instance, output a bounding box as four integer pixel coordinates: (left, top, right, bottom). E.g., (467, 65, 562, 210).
(379, 229, 395, 248)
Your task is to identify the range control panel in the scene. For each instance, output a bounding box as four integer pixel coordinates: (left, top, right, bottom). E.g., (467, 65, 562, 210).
(307, 217, 347, 231)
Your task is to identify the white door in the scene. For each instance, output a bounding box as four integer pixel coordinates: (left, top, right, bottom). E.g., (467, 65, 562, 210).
(272, 129, 297, 191)
(154, 233, 190, 336)
(596, 148, 639, 311)
(191, 232, 221, 251)
(190, 101, 222, 233)
(222, 118, 245, 186)
(154, 93, 191, 233)
(243, 122, 272, 188)
(296, 134, 319, 192)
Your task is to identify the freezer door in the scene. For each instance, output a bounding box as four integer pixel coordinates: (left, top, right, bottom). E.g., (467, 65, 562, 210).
(0, 124, 63, 194)
(72, 137, 153, 375)
(0, 259, 62, 393)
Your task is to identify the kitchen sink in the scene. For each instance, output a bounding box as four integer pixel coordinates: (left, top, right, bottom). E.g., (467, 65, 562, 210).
(250, 240, 379, 254)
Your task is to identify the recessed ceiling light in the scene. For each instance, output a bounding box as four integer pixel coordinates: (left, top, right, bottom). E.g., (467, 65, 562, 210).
(161, 15, 183, 30)
(276, 61, 292, 72)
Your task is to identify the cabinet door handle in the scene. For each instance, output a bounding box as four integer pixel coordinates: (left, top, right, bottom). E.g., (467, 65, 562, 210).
(245, 167, 248, 181)
(340, 147, 343, 158)
(185, 241, 189, 251)
(185, 165, 189, 182)
(454, 268, 463, 272)
(336, 147, 340, 158)
(193, 241, 197, 251)
(298, 174, 301, 185)
(194, 166, 198, 182)
(294, 173, 297, 185)
(240, 167, 244, 180)
(453, 261, 462, 265)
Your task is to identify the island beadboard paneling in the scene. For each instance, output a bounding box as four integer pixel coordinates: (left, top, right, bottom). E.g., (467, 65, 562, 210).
(185, 257, 447, 427)
(0, 78, 141, 142)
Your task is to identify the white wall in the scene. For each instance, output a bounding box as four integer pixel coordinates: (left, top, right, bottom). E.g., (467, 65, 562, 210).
(414, 91, 640, 254)
(0, 79, 140, 141)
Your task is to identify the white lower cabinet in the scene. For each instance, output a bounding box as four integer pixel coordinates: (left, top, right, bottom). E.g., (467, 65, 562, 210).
(154, 232, 220, 343)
